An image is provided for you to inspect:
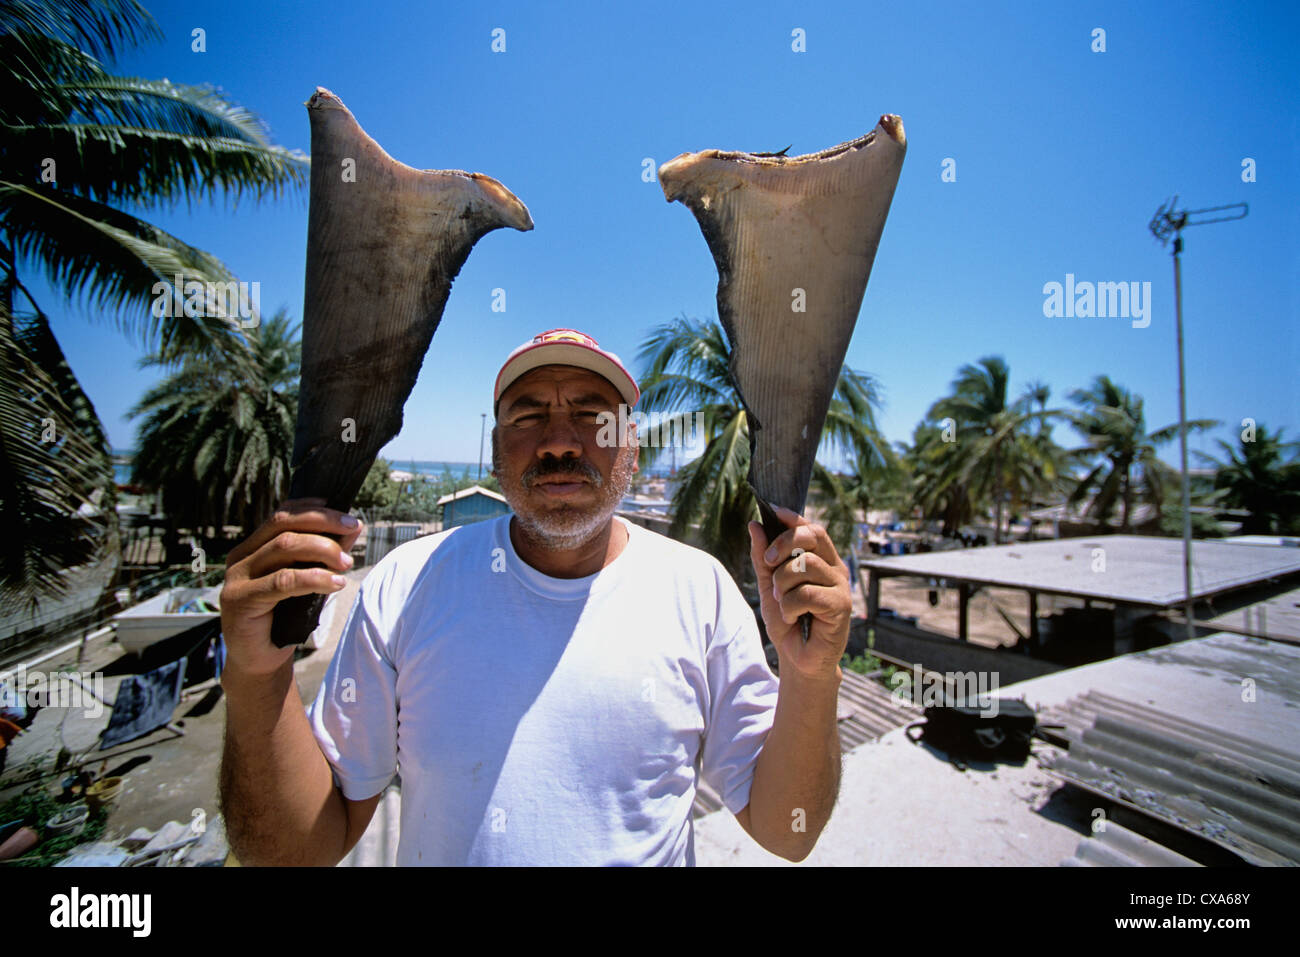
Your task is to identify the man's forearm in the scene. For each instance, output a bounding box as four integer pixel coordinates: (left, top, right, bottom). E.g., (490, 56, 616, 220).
(746, 664, 842, 861)
(219, 661, 349, 866)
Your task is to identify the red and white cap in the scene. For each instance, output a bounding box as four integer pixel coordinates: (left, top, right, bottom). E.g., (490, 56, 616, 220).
(494, 329, 640, 414)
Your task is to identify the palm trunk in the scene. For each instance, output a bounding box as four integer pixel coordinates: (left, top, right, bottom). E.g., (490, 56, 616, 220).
(1121, 464, 1132, 532)
(993, 441, 1004, 544)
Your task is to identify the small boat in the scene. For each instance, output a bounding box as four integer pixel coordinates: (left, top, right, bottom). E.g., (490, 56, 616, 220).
(112, 586, 221, 656)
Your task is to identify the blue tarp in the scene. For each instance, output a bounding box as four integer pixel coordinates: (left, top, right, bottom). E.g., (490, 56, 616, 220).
(100, 658, 187, 749)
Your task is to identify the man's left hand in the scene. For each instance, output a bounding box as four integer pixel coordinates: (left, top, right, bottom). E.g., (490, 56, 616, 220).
(748, 506, 852, 680)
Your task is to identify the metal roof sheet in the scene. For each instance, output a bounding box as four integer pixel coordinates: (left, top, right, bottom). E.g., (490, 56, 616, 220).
(862, 535, 1300, 606)
(1041, 689, 1300, 865)
(1060, 819, 1203, 867)
(694, 631, 1300, 866)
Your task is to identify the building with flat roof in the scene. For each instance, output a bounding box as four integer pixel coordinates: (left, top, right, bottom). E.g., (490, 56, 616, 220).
(859, 535, 1300, 663)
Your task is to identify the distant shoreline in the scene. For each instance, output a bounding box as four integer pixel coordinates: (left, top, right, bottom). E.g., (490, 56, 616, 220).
(112, 454, 679, 486)
(387, 460, 678, 481)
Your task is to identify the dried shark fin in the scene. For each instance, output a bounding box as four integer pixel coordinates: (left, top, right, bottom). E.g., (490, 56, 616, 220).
(270, 88, 533, 648)
(658, 115, 906, 545)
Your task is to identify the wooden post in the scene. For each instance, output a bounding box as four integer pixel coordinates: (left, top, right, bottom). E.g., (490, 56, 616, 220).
(958, 583, 970, 642)
(1028, 591, 1039, 650)
(849, 543, 871, 613)
(867, 570, 880, 622)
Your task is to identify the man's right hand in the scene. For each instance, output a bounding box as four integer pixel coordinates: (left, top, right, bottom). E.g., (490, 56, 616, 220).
(219, 498, 364, 678)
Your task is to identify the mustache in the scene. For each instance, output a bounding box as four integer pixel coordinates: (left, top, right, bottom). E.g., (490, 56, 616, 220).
(521, 457, 603, 488)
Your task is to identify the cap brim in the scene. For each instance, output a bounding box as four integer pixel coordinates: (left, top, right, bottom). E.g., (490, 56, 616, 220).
(495, 342, 640, 411)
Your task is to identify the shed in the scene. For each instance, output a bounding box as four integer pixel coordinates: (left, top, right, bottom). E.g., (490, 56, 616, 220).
(859, 535, 1300, 661)
(438, 485, 510, 529)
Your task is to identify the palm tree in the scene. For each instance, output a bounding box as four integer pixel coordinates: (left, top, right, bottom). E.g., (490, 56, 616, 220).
(635, 314, 890, 582)
(1067, 375, 1218, 532)
(1199, 423, 1300, 534)
(921, 356, 1061, 543)
(906, 419, 973, 536)
(1010, 380, 1074, 525)
(1023, 380, 1051, 434)
(809, 442, 905, 558)
(129, 309, 299, 544)
(0, 0, 307, 607)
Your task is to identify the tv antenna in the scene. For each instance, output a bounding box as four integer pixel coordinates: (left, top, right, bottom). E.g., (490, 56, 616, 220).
(1147, 196, 1248, 642)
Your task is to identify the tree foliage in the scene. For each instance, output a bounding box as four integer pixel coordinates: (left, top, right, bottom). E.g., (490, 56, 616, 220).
(128, 309, 299, 539)
(910, 356, 1064, 541)
(0, 0, 306, 606)
(1067, 375, 1218, 532)
(635, 314, 890, 582)
(1200, 423, 1300, 534)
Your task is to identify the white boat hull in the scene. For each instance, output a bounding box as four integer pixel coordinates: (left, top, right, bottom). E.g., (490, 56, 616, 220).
(113, 586, 221, 656)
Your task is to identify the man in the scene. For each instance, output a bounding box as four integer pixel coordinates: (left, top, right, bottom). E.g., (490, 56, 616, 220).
(219, 328, 852, 865)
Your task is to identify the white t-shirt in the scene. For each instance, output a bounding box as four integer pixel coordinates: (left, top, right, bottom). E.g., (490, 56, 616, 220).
(306, 514, 779, 865)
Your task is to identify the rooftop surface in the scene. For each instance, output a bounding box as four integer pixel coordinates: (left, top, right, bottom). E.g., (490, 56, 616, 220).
(860, 536, 1300, 607)
(434, 484, 507, 506)
(693, 631, 1299, 865)
(1223, 535, 1300, 548)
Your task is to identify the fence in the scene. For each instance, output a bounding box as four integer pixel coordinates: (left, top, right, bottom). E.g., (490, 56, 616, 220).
(0, 564, 222, 671)
(364, 524, 422, 567)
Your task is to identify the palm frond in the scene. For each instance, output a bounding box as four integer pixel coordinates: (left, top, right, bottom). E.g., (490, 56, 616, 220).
(0, 181, 255, 362)
(0, 298, 117, 613)
(0, 0, 158, 65)
(6, 118, 307, 209)
(128, 308, 299, 535)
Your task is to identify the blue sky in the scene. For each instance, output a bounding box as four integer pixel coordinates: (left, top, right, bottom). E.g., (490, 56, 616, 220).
(34, 0, 1300, 469)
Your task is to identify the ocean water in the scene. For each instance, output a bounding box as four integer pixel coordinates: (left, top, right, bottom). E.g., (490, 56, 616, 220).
(391, 461, 482, 478)
(391, 460, 678, 479)
(111, 456, 677, 485)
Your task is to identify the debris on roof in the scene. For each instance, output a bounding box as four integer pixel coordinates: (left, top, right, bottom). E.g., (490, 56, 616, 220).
(1041, 690, 1300, 866)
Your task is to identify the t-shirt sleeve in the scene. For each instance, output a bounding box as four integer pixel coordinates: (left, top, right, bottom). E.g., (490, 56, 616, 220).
(699, 588, 780, 816)
(306, 579, 399, 801)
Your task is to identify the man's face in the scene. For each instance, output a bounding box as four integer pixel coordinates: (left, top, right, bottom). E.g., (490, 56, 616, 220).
(492, 364, 638, 551)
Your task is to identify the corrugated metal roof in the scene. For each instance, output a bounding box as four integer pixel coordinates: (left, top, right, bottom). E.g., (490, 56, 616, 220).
(1041, 690, 1300, 866)
(862, 535, 1300, 606)
(1060, 820, 1203, 867)
(691, 631, 1298, 865)
(836, 668, 923, 749)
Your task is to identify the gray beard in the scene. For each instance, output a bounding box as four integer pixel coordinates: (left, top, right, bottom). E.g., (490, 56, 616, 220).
(511, 504, 616, 552)
(493, 440, 637, 553)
